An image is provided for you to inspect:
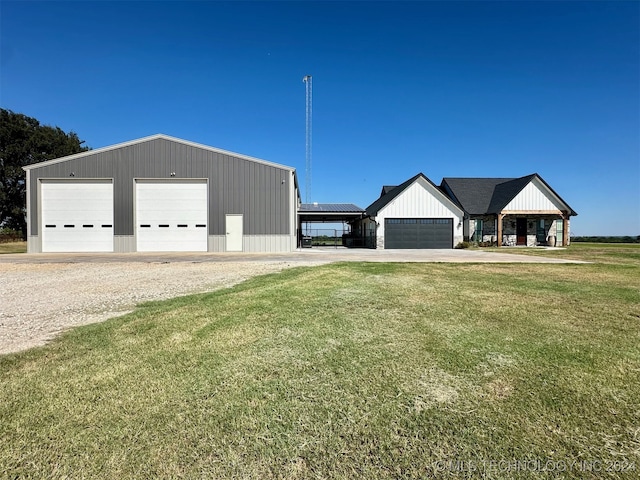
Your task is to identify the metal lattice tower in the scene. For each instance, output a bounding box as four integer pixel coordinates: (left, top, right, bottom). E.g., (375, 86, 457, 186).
(303, 75, 312, 204)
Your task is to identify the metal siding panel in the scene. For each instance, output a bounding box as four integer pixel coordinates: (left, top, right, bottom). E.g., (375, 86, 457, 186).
(250, 163, 258, 233)
(264, 165, 273, 234)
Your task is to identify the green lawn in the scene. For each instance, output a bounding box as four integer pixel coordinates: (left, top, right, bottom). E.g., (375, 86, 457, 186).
(483, 242, 640, 266)
(1, 245, 639, 478)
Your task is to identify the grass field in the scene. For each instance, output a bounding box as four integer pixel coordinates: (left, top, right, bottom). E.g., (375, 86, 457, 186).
(0, 241, 26, 254)
(1, 244, 639, 478)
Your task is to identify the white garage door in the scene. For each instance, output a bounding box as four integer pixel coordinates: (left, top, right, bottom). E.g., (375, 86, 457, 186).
(41, 181, 114, 252)
(136, 181, 208, 252)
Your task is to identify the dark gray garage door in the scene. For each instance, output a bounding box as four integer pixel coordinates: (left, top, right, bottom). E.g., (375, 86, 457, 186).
(385, 218, 453, 249)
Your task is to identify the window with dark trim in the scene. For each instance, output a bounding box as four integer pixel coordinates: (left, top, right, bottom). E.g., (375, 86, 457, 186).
(474, 219, 483, 242)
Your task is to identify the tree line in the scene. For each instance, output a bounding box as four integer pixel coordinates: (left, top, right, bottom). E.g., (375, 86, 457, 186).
(572, 236, 640, 244)
(0, 109, 89, 237)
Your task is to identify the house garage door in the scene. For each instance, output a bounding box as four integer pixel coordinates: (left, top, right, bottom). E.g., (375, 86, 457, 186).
(385, 218, 453, 249)
(136, 180, 208, 252)
(41, 181, 114, 252)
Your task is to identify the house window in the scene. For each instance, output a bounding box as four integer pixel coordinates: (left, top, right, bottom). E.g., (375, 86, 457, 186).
(537, 220, 546, 243)
(556, 220, 564, 243)
(474, 219, 483, 242)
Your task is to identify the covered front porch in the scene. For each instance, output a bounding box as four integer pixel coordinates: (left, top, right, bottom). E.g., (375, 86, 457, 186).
(469, 211, 571, 247)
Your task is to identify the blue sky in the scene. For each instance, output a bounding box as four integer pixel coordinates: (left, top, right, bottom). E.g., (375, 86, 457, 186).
(1, 1, 638, 235)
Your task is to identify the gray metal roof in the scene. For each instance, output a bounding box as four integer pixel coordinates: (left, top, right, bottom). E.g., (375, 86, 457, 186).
(23, 134, 296, 173)
(441, 174, 577, 216)
(299, 203, 364, 213)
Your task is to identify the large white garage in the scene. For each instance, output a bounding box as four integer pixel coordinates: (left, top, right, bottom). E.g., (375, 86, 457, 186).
(135, 180, 208, 252)
(40, 180, 114, 252)
(23, 135, 299, 253)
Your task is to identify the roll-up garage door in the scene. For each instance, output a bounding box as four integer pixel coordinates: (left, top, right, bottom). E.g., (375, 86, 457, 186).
(136, 181, 208, 252)
(384, 218, 453, 249)
(41, 181, 114, 252)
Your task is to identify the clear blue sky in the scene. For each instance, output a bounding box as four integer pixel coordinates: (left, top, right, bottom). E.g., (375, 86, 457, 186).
(1, 1, 638, 235)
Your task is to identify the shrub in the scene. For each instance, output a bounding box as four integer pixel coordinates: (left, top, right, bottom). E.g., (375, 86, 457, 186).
(0, 228, 24, 243)
(455, 241, 471, 249)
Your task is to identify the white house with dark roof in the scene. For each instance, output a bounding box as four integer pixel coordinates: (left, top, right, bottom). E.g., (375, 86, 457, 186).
(354, 172, 576, 249)
(441, 173, 577, 247)
(440, 173, 577, 246)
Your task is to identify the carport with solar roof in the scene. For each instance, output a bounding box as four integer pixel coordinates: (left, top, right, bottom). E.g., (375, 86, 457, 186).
(297, 203, 364, 247)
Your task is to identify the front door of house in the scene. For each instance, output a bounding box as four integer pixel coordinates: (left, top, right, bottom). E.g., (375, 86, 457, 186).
(516, 218, 527, 246)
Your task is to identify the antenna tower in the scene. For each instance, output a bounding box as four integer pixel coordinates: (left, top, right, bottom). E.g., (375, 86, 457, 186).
(303, 75, 312, 204)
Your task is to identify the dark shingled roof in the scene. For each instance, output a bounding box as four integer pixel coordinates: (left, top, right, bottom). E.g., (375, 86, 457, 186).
(441, 174, 577, 216)
(299, 203, 364, 213)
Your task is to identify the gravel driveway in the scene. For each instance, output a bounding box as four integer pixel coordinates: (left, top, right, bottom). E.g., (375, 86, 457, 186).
(0, 260, 324, 355)
(0, 248, 582, 355)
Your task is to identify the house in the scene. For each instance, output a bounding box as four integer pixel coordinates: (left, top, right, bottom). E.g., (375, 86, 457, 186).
(351, 173, 465, 249)
(23, 134, 300, 253)
(440, 174, 577, 247)
(353, 172, 576, 249)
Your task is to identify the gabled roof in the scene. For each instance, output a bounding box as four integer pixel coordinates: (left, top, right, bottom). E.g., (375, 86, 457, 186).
(366, 173, 463, 217)
(23, 133, 296, 172)
(441, 173, 577, 216)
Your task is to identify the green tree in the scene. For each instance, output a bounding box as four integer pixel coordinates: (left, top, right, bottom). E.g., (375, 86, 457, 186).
(0, 109, 89, 236)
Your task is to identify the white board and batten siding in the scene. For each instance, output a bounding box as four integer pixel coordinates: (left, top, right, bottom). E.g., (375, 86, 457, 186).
(40, 180, 114, 252)
(376, 178, 464, 248)
(135, 180, 208, 252)
(504, 178, 565, 212)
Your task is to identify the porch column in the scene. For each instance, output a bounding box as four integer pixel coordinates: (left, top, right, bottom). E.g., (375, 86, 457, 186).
(562, 213, 569, 246)
(497, 213, 504, 247)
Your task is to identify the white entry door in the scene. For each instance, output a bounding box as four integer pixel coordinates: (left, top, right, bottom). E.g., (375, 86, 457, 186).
(225, 214, 243, 252)
(136, 181, 208, 252)
(41, 181, 114, 252)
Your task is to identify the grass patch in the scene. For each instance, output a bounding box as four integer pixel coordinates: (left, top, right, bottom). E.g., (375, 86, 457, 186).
(486, 242, 640, 266)
(1, 249, 639, 478)
(0, 241, 26, 254)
